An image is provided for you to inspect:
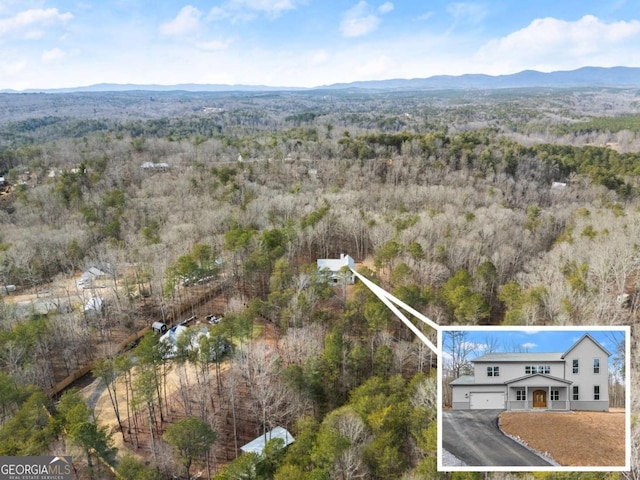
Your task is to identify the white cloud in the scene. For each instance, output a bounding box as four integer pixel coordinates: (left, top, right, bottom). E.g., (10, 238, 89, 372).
(340, 1, 383, 38)
(41, 47, 66, 62)
(475, 15, 640, 72)
(378, 2, 394, 14)
(0, 8, 73, 37)
(195, 39, 232, 51)
(209, 0, 301, 21)
(415, 11, 434, 21)
(1, 59, 27, 76)
(228, 0, 298, 14)
(447, 2, 487, 25)
(159, 5, 202, 36)
(309, 49, 329, 65)
(521, 342, 537, 350)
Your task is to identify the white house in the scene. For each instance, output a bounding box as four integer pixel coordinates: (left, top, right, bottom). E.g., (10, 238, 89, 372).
(450, 333, 610, 411)
(77, 267, 108, 289)
(159, 325, 216, 359)
(84, 296, 104, 314)
(240, 426, 295, 454)
(317, 253, 355, 284)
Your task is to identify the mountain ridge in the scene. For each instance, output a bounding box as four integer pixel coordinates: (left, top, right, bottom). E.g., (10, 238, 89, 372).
(2, 66, 640, 94)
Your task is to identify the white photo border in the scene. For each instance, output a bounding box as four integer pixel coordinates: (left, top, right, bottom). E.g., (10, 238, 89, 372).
(437, 324, 631, 472)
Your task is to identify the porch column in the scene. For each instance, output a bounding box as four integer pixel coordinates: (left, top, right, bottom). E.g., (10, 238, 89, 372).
(506, 386, 509, 410)
(548, 385, 551, 409)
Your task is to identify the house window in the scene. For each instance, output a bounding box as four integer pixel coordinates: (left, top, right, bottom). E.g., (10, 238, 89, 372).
(550, 390, 559, 401)
(573, 359, 579, 374)
(573, 386, 579, 401)
(516, 389, 526, 401)
(593, 358, 600, 374)
(487, 366, 500, 377)
(594, 385, 600, 400)
(525, 365, 550, 374)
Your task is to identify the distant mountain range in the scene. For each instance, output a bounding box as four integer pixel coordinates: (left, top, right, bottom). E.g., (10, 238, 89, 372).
(3, 66, 640, 94)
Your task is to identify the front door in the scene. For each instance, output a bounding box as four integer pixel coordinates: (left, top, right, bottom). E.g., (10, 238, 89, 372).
(533, 390, 547, 408)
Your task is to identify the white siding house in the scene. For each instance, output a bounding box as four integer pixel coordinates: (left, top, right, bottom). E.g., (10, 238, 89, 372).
(450, 333, 610, 411)
(317, 254, 355, 284)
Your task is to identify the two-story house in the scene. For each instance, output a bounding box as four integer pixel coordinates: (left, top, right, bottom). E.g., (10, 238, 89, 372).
(450, 333, 610, 411)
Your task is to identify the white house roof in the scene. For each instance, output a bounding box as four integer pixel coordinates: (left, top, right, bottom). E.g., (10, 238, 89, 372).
(240, 426, 295, 454)
(159, 325, 209, 358)
(159, 325, 188, 346)
(504, 373, 573, 387)
(473, 352, 563, 362)
(84, 296, 104, 312)
(472, 334, 611, 363)
(317, 253, 355, 272)
(449, 375, 475, 385)
(79, 267, 108, 284)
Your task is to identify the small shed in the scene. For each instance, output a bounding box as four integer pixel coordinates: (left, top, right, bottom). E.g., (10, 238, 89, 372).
(317, 253, 355, 284)
(240, 427, 295, 454)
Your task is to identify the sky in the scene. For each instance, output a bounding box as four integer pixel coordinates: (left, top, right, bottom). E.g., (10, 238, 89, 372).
(442, 328, 626, 361)
(1, 1, 640, 90)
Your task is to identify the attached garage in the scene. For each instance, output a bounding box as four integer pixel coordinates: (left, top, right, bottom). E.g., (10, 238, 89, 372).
(469, 392, 505, 409)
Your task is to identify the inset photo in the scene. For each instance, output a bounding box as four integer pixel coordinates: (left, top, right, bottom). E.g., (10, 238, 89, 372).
(438, 326, 629, 472)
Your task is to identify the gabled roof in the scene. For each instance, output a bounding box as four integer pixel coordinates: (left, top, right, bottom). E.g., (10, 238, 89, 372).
(317, 253, 355, 273)
(561, 333, 611, 358)
(449, 375, 475, 385)
(504, 373, 572, 386)
(240, 426, 295, 454)
(473, 352, 563, 362)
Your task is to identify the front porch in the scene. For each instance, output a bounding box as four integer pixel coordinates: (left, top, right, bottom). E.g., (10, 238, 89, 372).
(505, 374, 572, 411)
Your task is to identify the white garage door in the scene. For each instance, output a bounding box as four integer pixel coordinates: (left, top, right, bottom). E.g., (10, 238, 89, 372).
(470, 392, 505, 409)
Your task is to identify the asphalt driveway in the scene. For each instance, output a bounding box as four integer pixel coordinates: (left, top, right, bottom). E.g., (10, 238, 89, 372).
(442, 410, 552, 467)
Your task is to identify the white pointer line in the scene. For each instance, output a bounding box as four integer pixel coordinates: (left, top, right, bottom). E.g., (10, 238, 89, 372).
(350, 268, 439, 355)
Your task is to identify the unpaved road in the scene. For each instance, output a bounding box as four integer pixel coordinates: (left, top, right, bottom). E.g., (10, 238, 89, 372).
(442, 410, 552, 467)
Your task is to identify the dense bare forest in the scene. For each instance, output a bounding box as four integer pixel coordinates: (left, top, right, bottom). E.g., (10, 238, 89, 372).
(0, 86, 639, 479)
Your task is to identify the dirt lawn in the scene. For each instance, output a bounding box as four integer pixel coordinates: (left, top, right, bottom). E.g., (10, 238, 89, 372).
(499, 409, 625, 466)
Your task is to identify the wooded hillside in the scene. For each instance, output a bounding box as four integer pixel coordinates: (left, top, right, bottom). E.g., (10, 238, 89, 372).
(0, 87, 637, 479)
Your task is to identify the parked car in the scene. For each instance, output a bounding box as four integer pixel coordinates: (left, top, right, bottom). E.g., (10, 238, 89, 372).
(206, 314, 223, 325)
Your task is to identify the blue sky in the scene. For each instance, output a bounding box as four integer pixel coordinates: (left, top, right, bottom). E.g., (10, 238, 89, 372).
(1, 1, 640, 89)
(442, 328, 626, 361)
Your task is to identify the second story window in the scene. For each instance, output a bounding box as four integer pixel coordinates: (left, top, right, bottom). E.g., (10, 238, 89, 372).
(573, 359, 579, 374)
(487, 366, 500, 377)
(593, 358, 600, 374)
(525, 365, 550, 374)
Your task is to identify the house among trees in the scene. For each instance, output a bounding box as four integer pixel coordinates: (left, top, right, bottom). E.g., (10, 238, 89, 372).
(140, 161, 170, 169)
(83, 296, 104, 315)
(240, 426, 295, 454)
(450, 333, 610, 411)
(77, 267, 108, 289)
(317, 253, 355, 284)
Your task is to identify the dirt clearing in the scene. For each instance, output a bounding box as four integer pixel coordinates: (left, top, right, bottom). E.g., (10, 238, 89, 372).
(499, 409, 626, 467)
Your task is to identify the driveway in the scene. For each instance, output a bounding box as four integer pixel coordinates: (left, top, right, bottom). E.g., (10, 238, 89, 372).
(442, 410, 552, 467)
